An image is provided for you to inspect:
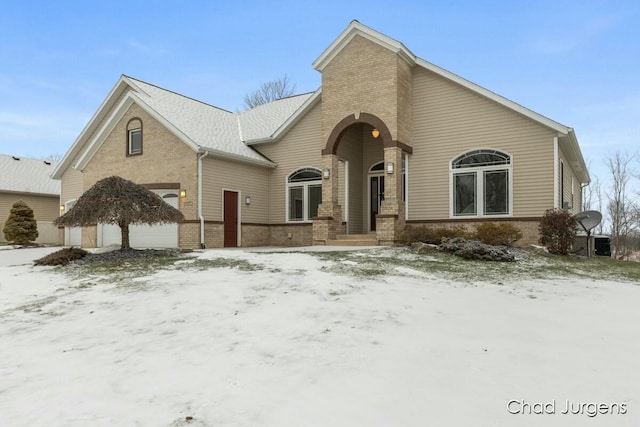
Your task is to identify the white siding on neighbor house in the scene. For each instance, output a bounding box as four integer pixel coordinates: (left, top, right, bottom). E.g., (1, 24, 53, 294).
(201, 156, 270, 224)
(256, 103, 324, 223)
(410, 67, 557, 220)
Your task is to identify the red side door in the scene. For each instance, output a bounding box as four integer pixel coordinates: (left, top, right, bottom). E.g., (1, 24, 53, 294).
(224, 191, 238, 247)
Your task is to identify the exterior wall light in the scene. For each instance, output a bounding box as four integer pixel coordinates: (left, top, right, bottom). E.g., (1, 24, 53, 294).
(180, 189, 187, 199)
(245, 196, 251, 205)
(323, 168, 330, 179)
(371, 128, 380, 139)
(386, 162, 395, 174)
(60, 205, 65, 213)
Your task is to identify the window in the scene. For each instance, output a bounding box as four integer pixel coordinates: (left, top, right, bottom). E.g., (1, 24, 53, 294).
(287, 168, 322, 221)
(126, 118, 143, 156)
(451, 149, 511, 217)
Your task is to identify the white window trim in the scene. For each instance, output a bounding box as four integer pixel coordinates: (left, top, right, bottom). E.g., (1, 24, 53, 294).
(128, 128, 142, 155)
(285, 167, 322, 223)
(449, 149, 513, 219)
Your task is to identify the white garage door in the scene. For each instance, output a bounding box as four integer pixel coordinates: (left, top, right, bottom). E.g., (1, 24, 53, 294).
(64, 199, 82, 246)
(98, 190, 179, 248)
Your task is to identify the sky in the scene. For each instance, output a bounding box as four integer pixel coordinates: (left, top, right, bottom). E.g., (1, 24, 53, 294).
(0, 0, 638, 183)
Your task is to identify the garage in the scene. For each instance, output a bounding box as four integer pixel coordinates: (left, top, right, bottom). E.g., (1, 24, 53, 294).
(97, 190, 179, 248)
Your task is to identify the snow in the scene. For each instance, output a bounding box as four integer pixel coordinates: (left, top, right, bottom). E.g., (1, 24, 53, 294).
(1, 246, 639, 426)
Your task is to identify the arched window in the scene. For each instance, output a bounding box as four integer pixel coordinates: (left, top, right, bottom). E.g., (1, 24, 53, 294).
(451, 149, 511, 217)
(287, 168, 322, 222)
(126, 118, 143, 156)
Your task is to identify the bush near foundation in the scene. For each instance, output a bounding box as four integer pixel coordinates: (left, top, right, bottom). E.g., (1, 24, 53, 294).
(538, 209, 577, 255)
(3, 200, 38, 244)
(473, 222, 523, 246)
(400, 225, 470, 245)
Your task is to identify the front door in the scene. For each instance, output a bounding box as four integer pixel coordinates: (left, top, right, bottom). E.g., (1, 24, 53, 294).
(370, 175, 384, 231)
(223, 191, 238, 247)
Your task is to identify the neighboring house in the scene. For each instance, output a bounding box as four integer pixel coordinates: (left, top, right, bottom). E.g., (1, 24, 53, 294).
(52, 21, 589, 249)
(0, 154, 60, 244)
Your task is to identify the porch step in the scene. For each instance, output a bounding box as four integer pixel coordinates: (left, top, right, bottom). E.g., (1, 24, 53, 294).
(327, 234, 378, 246)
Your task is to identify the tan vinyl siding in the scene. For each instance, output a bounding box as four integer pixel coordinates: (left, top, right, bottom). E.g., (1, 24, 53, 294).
(201, 156, 269, 223)
(410, 67, 556, 219)
(558, 147, 581, 213)
(0, 192, 59, 243)
(61, 166, 83, 205)
(256, 102, 323, 223)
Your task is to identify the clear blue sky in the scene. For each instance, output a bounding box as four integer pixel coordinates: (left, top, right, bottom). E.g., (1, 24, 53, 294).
(1, 0, 638, 182)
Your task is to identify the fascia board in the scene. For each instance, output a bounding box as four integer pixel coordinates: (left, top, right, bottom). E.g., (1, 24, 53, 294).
(313, 21, 416, 71)
(52, 76, 131, 179)
(199, 146, 276, 168)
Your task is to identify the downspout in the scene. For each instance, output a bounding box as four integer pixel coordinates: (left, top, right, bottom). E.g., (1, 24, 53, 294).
(198, 150, 209, 249)
(553, 136, 559, 209)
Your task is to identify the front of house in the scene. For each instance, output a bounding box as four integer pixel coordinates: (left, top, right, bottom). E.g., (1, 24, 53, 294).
(52, 21, 589, 249)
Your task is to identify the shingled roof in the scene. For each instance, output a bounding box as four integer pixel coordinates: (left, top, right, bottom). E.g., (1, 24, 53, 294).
(0, 154, 60, 196)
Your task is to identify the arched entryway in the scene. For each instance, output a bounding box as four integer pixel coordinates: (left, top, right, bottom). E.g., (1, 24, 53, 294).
(313, 113, 411, 244)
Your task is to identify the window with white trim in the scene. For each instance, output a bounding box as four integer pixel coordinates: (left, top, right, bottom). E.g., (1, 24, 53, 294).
(451, 149, 511, 217)
(287, 168, 322, 222)
(127, 118, 143, 156)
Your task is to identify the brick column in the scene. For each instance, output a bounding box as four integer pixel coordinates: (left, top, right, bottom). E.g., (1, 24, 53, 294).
(313, 154, 343, 244)
(376, 146, 405, 245)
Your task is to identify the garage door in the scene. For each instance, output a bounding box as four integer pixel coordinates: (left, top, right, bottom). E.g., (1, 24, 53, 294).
(98, 190, 179, 248)
(64, 199, 82, 246)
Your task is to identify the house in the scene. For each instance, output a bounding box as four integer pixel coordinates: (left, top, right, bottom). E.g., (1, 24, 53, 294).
(0, 154, 60, 244)
(52, 21, 589, 249)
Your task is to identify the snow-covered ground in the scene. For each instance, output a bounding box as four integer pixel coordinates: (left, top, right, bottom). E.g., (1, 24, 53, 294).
(1, 246, 639, 427)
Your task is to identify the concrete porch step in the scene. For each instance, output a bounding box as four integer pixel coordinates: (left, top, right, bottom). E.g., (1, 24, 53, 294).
(328, 234, 378, 246)
(335, 234, 376, 240)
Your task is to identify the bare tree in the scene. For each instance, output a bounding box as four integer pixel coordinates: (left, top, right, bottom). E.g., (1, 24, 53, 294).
(582, 175, 605, 234)
(54, 176, 184, 250)
(243, 75, 296, 110)
(606, 150, 637, 258)
(42, 153, 63, 162)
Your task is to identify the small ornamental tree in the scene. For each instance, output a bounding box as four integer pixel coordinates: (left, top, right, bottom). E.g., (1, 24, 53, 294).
(538, 209, 577, 255)
(54, 176, 184, 250)
(3, 200, 39, 244)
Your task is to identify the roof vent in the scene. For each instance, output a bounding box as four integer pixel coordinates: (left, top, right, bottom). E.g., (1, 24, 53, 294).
(12, 156, 20, 161)
(44, 161, 51, 165)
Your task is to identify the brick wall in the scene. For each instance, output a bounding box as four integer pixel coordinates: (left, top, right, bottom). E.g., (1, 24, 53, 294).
(82, 102, 198, 249)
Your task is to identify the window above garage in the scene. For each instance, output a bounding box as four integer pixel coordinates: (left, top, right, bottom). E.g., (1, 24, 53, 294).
(126, 118, 143, 156)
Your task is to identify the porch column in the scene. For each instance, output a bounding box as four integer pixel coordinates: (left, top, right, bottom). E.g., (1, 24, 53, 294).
(313, 154, 344, 244)
(377, 146, 405, 244)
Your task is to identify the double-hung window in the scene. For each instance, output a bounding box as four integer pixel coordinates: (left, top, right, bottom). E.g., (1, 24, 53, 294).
(451, 149, 511, 217)
(287, 168, 322, 222)
(126, 118, 143, 156)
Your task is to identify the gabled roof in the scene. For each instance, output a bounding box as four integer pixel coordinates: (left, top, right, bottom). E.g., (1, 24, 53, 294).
(0, 154, 60, 196)
(311, 20, 590, 183)
(54, 76, 316, 178)
(53, 21, 589, 183)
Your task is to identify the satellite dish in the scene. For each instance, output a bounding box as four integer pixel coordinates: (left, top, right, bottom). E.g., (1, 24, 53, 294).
(574, 210, 602, 257)
(575, 210, 602, 232)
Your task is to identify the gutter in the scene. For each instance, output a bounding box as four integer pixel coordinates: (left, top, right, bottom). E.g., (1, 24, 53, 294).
(198, 150, 209, 249)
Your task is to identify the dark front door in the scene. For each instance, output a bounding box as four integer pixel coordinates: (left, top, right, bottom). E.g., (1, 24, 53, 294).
(370, 175, 384, 231)
(224, 191, 238, 247)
